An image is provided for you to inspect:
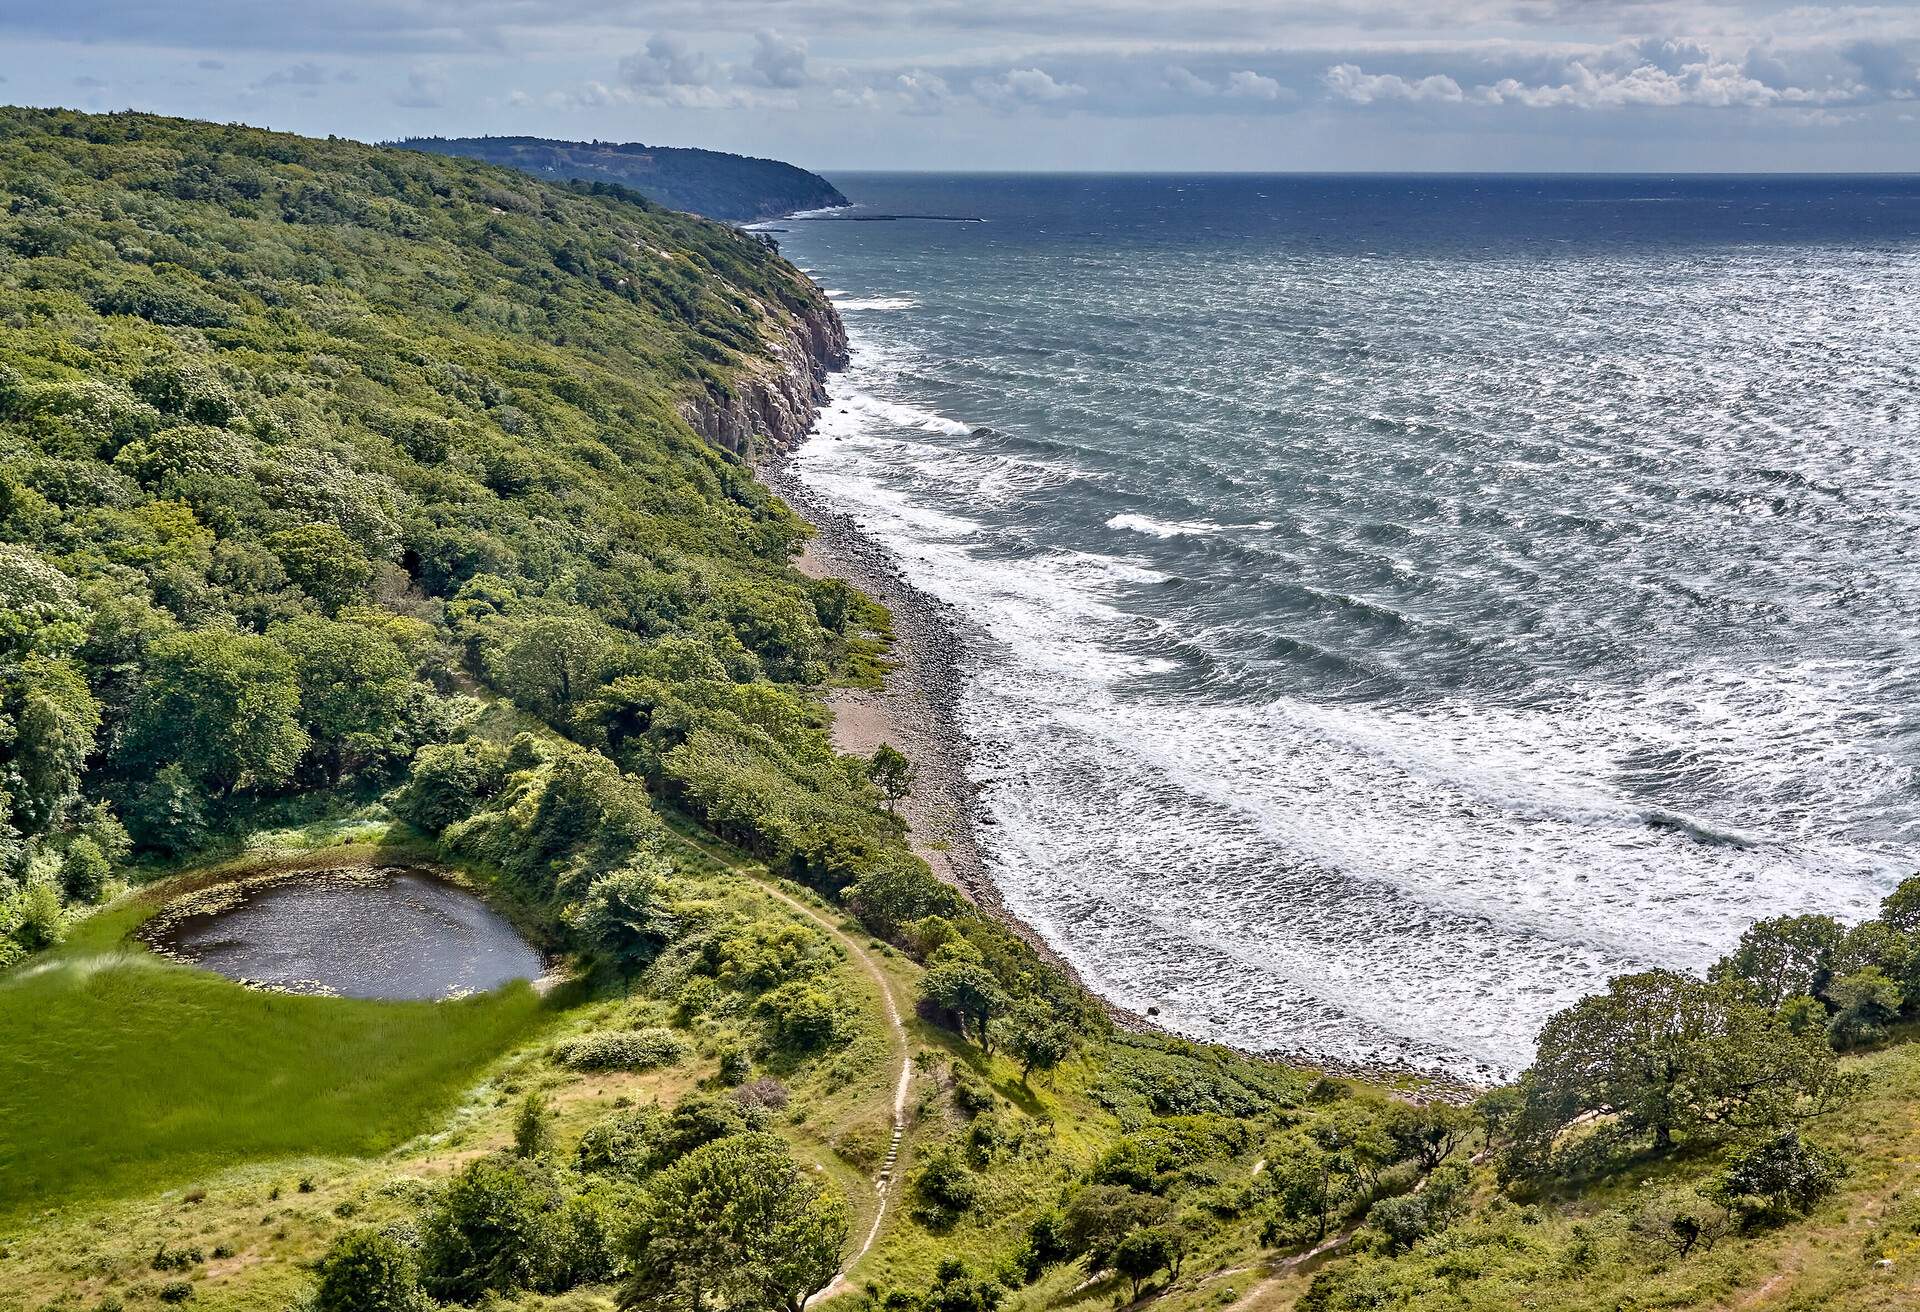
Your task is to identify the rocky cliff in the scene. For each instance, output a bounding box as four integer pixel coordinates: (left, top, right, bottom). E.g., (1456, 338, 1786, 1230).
(683, 296, 849, 459)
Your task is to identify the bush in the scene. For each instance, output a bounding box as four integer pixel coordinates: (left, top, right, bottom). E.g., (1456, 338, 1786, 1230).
(1715, 1131, 1847, 1225)
(315, 1229, 425, 1312)
(759, 981, 844, 1051)
(1364, 1165, 1469, 1253)
(123, 764, 209, 855)
(734, 1076, 790, 1112)
(12, 879, 65, 950)
(551, 1027, 692, 1072)
(925, 1259, 1005, 1312)
(952, 1065, 996, 1118)
(912, 1141, 982, 1222)
(1825, 967, 1902, 1049)
(571, 860, 686, 968)
(59, 835, 111, 902)
(417, 1155, 612, 1301)
(392, 741, 507, 833)
(575, 1107, 667, 1181)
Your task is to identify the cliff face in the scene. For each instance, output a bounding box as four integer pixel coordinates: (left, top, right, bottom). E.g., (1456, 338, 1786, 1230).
(683, 297, 849, 459)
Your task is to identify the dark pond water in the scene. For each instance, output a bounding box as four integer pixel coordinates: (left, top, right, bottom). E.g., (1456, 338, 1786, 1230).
(144, 866, 544, 1000)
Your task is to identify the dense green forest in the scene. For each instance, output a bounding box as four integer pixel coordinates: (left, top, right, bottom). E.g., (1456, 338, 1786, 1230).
(4, 108, 1920, 1312)
(395, 136, 850, 223)
(0, 105, 884, 944)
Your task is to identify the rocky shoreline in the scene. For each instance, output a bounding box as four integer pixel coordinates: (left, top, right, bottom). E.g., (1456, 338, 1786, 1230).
(764, 454, 1478, 1100)
(711, 270, 1480, 1099)
(756, 460, 1106, 994)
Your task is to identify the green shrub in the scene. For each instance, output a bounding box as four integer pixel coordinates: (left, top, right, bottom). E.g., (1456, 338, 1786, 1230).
(575, 1107, 667, 1181)
(912, 1140, 982, 1223)
(1715, 1131, 1847, 1225)
(418, 1155, 564, 1301)
(11, 880, 65, 950)
(551, 1027, 692, 1072)
(58, 835, 110, 902)
(315, 1229, 425, 1312)
(759, 981, 844, 1051)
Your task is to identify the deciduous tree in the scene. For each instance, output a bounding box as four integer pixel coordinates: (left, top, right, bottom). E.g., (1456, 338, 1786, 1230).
(1515, 970, 1853, 1163)
(621, 1131, 849, 1312)
(124, 630, 308, 795)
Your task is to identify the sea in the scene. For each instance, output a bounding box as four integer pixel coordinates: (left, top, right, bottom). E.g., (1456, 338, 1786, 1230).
(762, 174, 1920, 1082)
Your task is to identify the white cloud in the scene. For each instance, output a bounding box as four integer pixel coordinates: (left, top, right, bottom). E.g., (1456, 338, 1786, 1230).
(973, 67, 1084, 110)
(745, 29, 808, 89)
(1480, 59, 1791, 110)
(1323, 63, 1465, 105)
(1320, 38, 1876, 113)
(1164, 64, 1215, 96)
(618, 33, 714, 91)
(1224, 69, 1282, 100)
(893, 69, 955, 116)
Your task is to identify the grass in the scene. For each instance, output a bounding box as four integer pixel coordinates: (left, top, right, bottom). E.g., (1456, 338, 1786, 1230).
(0, 866, 554, 1229)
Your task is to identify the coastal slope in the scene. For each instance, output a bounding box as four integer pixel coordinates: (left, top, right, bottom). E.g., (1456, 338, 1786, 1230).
(395, 134, 850, 222)
(4, 107, 1918, 1312)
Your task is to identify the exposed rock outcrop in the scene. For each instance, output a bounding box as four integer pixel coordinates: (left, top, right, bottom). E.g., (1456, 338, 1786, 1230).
(682, 297, 849, 458)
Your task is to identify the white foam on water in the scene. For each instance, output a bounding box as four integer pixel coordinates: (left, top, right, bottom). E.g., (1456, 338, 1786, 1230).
(1107, 513, 1225, 538)
(832, 295, 919, 311)
(814, 389, 971, 440)
(785, 237, 1920, 1082)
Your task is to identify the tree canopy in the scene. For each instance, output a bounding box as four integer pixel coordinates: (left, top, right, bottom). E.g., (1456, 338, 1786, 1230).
(622, 1131, 850, 1312)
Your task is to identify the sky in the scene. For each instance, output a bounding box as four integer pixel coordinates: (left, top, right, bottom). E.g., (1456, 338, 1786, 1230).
(3, 2, 1918, 172)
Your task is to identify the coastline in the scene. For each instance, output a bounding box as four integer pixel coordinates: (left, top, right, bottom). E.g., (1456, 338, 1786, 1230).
(757, 456, 1110, 1003)
(740, 261, 1479, 1097)
(761, 447, 1479, 1099)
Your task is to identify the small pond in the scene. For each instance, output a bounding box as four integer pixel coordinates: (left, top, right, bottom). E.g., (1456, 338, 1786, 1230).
(142, 865, 545, 1000)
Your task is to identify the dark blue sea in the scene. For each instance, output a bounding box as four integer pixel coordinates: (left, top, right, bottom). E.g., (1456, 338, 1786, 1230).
(763, 174, 1920, 1080)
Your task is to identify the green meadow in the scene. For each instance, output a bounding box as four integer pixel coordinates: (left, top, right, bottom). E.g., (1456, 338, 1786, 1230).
(0, 899, 550, 1227)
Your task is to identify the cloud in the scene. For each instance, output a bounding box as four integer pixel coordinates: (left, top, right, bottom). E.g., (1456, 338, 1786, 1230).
(745, 29, 808, 89)
(618, 33, 715, 91)
(1323, 63, 1464, 105)
(1479, 58, 1792, 110)
(1163, 65, 1215, 96)
(1843, 39, 1920, 97)
(1317, 36, 1890, 113)
(893, 69, 955, 116)
(972, 67, 1084, 110)
(393, 64, 447, 108)
(259, 61, 331, 88)
(1224, 69, 1282, 101)
(196, 58, 225, 71)
(74, 74, 109, 89)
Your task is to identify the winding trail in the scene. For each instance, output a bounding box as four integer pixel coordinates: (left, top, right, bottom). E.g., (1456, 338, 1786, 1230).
(753, 879, 915, 1303)
(660, 827, 913, 1305)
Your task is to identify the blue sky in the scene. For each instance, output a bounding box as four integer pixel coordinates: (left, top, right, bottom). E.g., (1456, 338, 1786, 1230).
(4, 2, 1918, 171)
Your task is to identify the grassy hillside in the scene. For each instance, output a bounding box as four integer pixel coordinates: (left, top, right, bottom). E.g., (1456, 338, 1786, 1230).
(2, 107, 1917, 1312)
(0, 844, 552, 1224)
(396, 136, 850, 223)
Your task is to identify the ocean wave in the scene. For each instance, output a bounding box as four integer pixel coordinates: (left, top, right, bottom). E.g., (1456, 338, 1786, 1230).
(774, 201, 1920, 1079)
(1107, 513, 1225, 538)
(831, 295, 918, 311)
(1106, 513, 1276, 539)
(813, 386, 971, 439)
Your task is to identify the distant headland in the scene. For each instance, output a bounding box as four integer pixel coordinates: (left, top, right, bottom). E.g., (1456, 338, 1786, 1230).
(391, 134, 849, 223)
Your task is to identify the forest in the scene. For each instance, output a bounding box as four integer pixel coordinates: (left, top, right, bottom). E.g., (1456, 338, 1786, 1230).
(2, 108, 1919, 1312)
(395, 136, 850, 223)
